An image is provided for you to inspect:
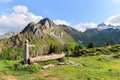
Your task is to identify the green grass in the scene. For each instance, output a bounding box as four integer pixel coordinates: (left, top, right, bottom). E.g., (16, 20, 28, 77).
(1, 44, 120, 79)
(0, 60, 19, 74)
(0, 56, 120, 80)
(46, 56, 120, 80)
(81, 44, 120, 57)
(0, 59, 61, 80)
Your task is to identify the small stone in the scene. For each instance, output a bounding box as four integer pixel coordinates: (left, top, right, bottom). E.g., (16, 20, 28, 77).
(42, 64, 55, 69)
(57, 62, 66, 65)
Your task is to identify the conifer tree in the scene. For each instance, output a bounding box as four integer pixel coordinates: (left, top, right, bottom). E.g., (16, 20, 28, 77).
(88, 42, 94, 48)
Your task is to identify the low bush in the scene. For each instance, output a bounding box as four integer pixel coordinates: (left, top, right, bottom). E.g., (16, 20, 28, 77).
(0, 47, 23, 60)
(109, 48, 119, 52)
(57, 58, 65, 62)
(10, 63, 41, 73)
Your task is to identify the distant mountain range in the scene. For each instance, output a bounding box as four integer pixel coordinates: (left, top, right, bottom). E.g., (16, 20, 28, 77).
(98, 22, 120, 29)
(83, 28, 120, 46)
(1, 18, 120, 50)
(59, 22, 120, 46)
(84, 22, 120, 46)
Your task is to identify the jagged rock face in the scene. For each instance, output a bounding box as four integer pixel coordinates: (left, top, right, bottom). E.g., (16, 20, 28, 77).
(0, 32, 18, 40)
(59, 25, 83, 42)
(41, 19, 52, 29)
(0, 18, 76, 55)
(39, 18, 56, 29)
(21, 18, 59, 37)
(22, 22, 40, 33)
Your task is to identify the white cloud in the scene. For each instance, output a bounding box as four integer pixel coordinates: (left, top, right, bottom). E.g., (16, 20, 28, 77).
(73, 23, 97, 32)
(105, 15, 120, 26)
(53, 20, 97, 32)
(0, 5, 98, 33)
(13, 5, 28, 13)
(0, 5, 43, 33)
(54, 20, 70, 26)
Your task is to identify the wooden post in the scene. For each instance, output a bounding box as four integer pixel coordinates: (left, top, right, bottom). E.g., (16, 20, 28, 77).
(24, 40, 35, 64)
(24, 40, 29, 64)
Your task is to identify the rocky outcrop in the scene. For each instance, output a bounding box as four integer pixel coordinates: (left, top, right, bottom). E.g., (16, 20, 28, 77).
(0, 32, 18, 40)
(0, 18, 75, 56)
(21, 18, 64, 40)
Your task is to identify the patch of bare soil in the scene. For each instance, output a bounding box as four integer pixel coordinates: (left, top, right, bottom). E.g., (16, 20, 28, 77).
(39, 69, 51, 76)
(48, 77, 66, 80)
(0, 74, 17, 80)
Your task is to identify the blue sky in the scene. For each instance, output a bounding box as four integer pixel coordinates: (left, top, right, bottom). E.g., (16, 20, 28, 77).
(0, 0, 120, 33)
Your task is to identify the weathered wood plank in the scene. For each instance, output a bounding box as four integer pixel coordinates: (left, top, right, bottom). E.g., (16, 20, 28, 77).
(28, 53, 65, 63)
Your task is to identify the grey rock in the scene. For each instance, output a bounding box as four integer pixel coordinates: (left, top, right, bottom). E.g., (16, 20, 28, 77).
(42, 64, 55, 69)
(0, 32, 18, 40)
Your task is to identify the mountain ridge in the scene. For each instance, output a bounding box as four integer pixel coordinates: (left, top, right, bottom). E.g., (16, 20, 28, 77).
(1, 18, 120, 49)
(0, 18, 78, 57)
(0, 32, 18, 40)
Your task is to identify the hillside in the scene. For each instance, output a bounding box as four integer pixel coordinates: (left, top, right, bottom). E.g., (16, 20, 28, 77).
(83, 28, 120, 46)
(60, 23, 120, 47)
(0, 18, 79, 60)
(0, 32, 18, 40)
(1, 43, 120, 79)
(59, 25, 85, 43)
(1, 18, 120, 60)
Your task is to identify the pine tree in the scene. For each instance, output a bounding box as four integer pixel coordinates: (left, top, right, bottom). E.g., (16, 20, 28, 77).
(105, 41, 109, 47)
(88, 42, 94, 48)
(48, 44, 54, 54)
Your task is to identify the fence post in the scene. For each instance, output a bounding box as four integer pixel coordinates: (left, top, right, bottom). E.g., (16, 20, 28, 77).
(24, 40, 29, 64)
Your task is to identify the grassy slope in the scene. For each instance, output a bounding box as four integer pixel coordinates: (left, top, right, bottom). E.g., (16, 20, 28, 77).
(45, 56, 120, 80)
(0, 27, 78, 60)
(0, 55, 120, 80)
(0, 60, 18, 74)
(1, 44, 120, 80)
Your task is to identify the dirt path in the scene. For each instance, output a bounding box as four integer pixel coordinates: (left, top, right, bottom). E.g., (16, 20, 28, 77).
(0, 74, 17, 80)
(48, 77, 66, 80)
(38, 70, 66, 80)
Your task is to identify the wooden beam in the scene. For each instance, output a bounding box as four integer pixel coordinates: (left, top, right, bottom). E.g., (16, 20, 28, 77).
(28, 53, 65, 64)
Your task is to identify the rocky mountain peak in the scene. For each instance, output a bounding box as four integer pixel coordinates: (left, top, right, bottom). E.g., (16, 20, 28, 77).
(18, 18, 65, 43)
(85, 27, 102, 32)
(39, 18, 50, 25)
(21, 18, 55, 34)
(98, 23, 106, 27)
(21, 22, 37, 33)
(39, 18, 56, 29)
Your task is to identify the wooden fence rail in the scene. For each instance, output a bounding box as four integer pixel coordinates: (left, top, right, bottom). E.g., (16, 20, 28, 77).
(28, 53, 65, 63)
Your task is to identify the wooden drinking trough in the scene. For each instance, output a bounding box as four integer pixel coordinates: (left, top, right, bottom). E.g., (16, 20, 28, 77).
(24, 40, 65, 64)
(28, 53, 65, 64)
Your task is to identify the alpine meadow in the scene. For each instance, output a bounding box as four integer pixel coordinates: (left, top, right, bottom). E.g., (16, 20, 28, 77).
(1, 0, 120, 80)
